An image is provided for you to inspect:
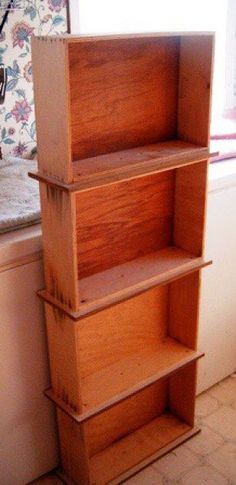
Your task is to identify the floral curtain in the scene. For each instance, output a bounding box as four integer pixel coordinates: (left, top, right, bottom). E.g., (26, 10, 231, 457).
(0, 0, 68, 159)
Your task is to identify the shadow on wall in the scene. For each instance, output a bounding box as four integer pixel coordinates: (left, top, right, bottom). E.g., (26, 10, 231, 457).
(0, 0, 68, 159)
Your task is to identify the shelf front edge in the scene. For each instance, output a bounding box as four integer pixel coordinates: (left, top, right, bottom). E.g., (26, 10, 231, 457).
(100, 426, 201, 485)
(38, 257, 212, 320)
(28, 148, 216, 192)
(56, 426, 200, 485)
(44, 350, 204, 424)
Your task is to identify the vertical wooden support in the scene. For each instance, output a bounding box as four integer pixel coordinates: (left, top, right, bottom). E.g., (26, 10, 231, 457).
(174, 161, 209, 256)
(32, 37, 72, 183)
(169, 361, 197, 427)
(30, 33, 214, 485)
(169, 271, 201, 350)
(45, 304, 81, 412)
(40, 184, 79, 310)
(57, 410, 90, 484)
(178, 34, 214, 147)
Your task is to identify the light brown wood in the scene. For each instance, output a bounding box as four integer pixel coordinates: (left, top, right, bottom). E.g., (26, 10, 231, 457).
(89, 413, 191, 485)
(57, 426, 200, 485)
(76, 171, 175, 278)
(72, 141, 209, 181)
(57, 410, 90, 484)
(45, 304, 81, 413)
(78, 248, 211, 317)
(31, 32, 214, 485)
(85, 381, 168, 457)
(38, 249, 211, 320)
(169, 271, 201, 350)
(107, 426, 201, 485)
(39, 185, 79, 310)
(178, 35, 214, 146)
(31, 37, 72, 183)
(174, 161, 209, 256)
(169, 361, 197, 427)
(78, 285, 169, 379)
(37, 32, 214, 43)
(44, 283, 204, 422)
(80, 340, 203, 416)
(69, 37, 179, 161)
(44, 347, 203, 424)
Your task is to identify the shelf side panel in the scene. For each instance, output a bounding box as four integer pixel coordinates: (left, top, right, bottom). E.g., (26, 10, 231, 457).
(77, 285, 168, 380)
(169, 361, 197, 427)
(31, 37, 72, 183)
(85, 381, 168, 458)
(45, 304, 81, 412)
(40, 185, 79, 310)
(68, 36, 179, 161)
(178, 34, 214, 147)
(76, 171, 175, 279)
(169, 271, 201, 350)
(173, 160, 208, 256)
(57, 409, 90, 484)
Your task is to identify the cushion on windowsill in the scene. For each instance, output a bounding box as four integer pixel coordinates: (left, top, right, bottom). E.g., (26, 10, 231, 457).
(0, 157, 40, 234)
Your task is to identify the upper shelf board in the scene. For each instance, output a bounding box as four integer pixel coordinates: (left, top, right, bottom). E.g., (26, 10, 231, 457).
(35, 31, 215, 42)
(29, 140, 214, 192)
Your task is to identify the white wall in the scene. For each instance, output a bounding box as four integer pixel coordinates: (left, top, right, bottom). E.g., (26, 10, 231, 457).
(0, 257, 58, 485)
(198, 162, 236, 392)
(75, 0, 228, 118)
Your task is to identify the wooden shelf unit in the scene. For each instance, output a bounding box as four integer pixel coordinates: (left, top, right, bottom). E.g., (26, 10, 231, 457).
(31, 32, 214, 484)
(56, 362, 199, 485)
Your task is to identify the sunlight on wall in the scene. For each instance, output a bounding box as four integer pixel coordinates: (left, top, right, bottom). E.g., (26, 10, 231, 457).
(78, 0, 226, 34)
(78, 0, 228, 117)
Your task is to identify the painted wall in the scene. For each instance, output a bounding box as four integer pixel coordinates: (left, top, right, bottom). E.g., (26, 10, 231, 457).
(0, 0, 68, 159)
(198, 165, 236, 392)
(0, 257, 58, 485)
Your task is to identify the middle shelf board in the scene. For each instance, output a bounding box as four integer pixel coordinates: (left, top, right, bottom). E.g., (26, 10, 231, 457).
(39, 246, 212, 320)
(45, 340, 203, 423)
(29, 139, 213, 192)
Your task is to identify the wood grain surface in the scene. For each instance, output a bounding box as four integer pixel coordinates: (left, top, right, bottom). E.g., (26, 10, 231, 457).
(76, 171, 175, 278)
(69, 37, 179, 161)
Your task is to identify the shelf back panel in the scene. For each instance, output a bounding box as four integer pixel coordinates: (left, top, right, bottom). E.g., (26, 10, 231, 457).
(85, 380, 168, 457)
(77, 285, 169, 379)
(76, 170, 175, 278)
(68, 36, 180, 161)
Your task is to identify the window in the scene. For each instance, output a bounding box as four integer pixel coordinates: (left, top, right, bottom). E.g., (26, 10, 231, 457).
(71, 0, 236, 161)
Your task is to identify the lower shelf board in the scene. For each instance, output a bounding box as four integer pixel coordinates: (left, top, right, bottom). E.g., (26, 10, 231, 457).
(90, 414, 195, 485)
(45, 341, 203, 423)
(57, 416, 200, 485)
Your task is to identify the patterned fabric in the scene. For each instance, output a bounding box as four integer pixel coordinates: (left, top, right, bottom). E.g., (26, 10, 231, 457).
(0, 0, 67, 159)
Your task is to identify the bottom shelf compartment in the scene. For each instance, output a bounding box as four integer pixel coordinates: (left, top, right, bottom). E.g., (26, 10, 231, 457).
(90, 413, 194, 485)
(57, 361, 198, 485)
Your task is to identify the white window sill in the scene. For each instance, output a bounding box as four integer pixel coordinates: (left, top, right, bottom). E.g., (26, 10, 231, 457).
(208, 158, 236, 193)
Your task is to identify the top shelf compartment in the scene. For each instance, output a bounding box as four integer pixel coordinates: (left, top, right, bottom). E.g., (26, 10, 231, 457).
(31, 32, 214, 184)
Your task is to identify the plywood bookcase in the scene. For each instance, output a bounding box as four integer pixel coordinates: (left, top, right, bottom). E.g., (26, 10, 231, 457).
(30, 32, 214, 484)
